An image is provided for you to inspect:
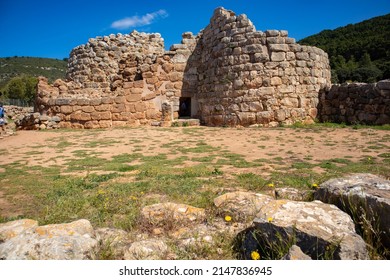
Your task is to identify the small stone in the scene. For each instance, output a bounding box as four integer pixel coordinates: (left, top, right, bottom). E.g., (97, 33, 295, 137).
(281, 245, 312, 260)
(124, 239, 168, 260)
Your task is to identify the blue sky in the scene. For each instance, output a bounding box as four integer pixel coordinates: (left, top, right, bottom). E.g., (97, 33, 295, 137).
(1, 0, 389, 59)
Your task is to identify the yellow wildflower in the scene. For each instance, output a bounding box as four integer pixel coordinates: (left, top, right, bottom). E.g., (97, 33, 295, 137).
(267, 183, 274, 188)
(224, 215, 232, 222)
(267, 217, 273, 223)
(251, 251, 261, 260)
(312, 183, 319, 188)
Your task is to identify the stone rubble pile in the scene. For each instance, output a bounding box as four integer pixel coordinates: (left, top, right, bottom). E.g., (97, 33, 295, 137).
(3, 105, 33, 121)
(319, 79, 390, 125)
(14, 112, 61, 130)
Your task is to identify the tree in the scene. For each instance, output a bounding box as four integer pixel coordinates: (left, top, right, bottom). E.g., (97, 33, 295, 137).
(4, 76, 38, 103)
(359, 52, 373, 68)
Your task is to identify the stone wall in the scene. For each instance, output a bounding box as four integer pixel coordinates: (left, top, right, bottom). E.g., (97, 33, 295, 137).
(35, 31, 199, 129)
(31, 7, 331, 129)
(319, 80, 390, 125)
(192, 8, 330, 126)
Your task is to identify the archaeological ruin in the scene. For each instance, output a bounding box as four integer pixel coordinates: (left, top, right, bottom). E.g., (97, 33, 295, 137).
(32, 7, 334, 129)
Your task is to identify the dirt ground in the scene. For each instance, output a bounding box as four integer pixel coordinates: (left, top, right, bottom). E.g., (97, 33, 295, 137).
(0, 125, 389, 219)
(1, 126, 389, 172)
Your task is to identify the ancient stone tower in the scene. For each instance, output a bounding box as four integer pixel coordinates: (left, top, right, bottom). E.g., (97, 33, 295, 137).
(35, 7, 331, 128)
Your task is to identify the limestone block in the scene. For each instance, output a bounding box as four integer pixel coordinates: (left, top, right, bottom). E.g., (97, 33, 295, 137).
(89, 99, 102, 106)
(162, 63, 174, 73)
(60, 105, 73, 114)
(275, 109, 286, 121)
(135, 102, 147, 112)
(249, 101, 263, 112)
(237, 112, 256, 125)
(77, 99, 90, 106)
(142, 93, 156, 101)
(256, 87, 275, 96)
(271, 52, 286, 62)
(55, 98, 71, 106)
(133, 80, 144, 88)
(70, 112, 91, 121)
(244, 44, 265, 54)
(101, 97, 113, 104)
(98, 120, 112, 128)
(265, 30, 280, 36)
(286, 52, 295, 60)
(146, 77, 158, 84)
(91, 111, 111, 120)
(114, 96, 126, 104)
(84, 120, 100, 129)
(111, 104, 126, 113)
(95, 104, 110, 111)
(270, 77, 282, 86)
(296, 52, 310, 61)
(269, 44, 289, 52)
(266, 37, 285, 44)
(256, 111, 274, 123)
(123, 67, 137, 76)
(81, 106, 95, 113)
(129, 88, 143, 95)
(169, 72, 183, 82)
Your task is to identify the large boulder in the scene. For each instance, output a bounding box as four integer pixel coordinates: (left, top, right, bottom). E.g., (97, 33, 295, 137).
(231, 194, 368, 259)
(314, 173, 390, 252)
(0, 219, 97, 260)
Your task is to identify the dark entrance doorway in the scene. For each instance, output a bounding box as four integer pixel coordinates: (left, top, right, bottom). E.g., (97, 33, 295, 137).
(179, 97, 191, 118)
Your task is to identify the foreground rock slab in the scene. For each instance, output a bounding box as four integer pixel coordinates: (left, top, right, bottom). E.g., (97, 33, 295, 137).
(0, 219, 97, 260)
(226, 192, 368, 259)
(315, 173, 390, 251)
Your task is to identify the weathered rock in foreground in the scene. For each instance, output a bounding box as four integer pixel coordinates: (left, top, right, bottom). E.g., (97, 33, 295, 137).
(214, 191, 274, 222)
(233, 197, 368, 259)
(0, 219, 97, 260)
(141, 202, 206, 226)
(124, 239, 168, 260)
(281, 245, 312, 260)
(315, 173, 390, 252)
(0, 219, 38, 241)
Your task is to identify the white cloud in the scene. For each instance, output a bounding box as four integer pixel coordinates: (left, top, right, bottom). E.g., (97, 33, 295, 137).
(111, 9, 168, 29)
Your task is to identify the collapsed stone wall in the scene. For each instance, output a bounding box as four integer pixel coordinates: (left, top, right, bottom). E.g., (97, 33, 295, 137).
(319, 80, 390, 125)
(32, 7, 331, 129)
(35, 31, 199, 128)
